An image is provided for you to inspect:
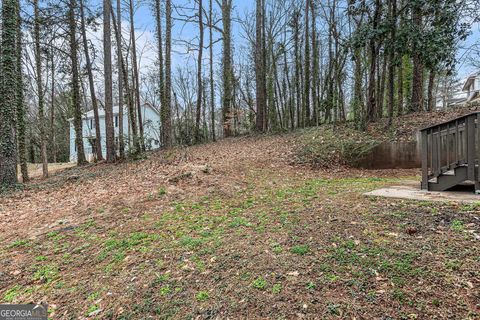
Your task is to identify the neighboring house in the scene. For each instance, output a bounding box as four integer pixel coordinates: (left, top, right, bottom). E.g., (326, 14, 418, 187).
(435, 79, 467, 109)
(462, 72, 480, 103)
(69, 105, 160, 162)
(435, 73, 480, 109)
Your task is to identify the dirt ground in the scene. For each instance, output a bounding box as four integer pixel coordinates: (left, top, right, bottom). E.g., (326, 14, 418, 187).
(17, 163, 76, 182)
(0, 133, 479, 319)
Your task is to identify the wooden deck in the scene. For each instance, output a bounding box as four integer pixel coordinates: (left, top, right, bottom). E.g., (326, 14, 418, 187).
(420, 112, 480, 193)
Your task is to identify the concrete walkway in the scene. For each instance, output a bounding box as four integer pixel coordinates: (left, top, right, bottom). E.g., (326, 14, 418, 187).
(365, 181, 480, 203)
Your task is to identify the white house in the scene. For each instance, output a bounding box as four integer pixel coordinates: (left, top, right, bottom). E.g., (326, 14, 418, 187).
(462, 72, 480, 103)
(436, 72, 480, 109)
(69, 105, 160, 162)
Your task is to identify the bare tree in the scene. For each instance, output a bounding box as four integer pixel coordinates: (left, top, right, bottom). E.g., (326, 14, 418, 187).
(104, 0, 116, 162)
(209, 0, 216, 141)
(221, 0, 234, 137)
(69, 0, 87, 165)
(16, 0, 29, 182)
(162, 0, 173, 147)
(117, 0, 125, 158)
(34, 0, 49, 177)
(255, 0, 266, 132)
(128, 0, 145, 151)
(80, 0, 103, 161)
(195, 0, 204, 142)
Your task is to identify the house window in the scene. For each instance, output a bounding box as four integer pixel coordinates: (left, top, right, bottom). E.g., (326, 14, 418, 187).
(115, 115, 119, 128)
(90, 119, 94, 129)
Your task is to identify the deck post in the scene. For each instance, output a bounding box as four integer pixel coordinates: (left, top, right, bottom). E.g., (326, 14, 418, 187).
(421, 129, 428, 190)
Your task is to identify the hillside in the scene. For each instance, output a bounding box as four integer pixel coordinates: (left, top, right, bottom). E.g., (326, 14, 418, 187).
(0, 129, 479, 318)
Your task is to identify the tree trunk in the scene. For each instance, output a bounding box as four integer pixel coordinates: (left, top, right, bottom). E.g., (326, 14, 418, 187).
(117, 0, 125, 158)
(221, 0, 233, 137)
(397, 56, 404, 115)
(353, 47, 364, 130)
(209, 0, 216, 141)
(15, 0, 29, 182)
(411, 3, 423, 112)
(104, 0, 116, 162)
(34, 0, 49, 177)
(427, 70, 435, 112)
(195, 0, 204, 143)
(163, 0, 173, 147)
(255, 0, 266, 132)
(303, 0, 310, 127)
(111, 4, 139, 154)
(49, 51, 56, 163)
(367, 0, 380, 124)
(0, 0, 19, 188)
(129, 0, 145, 151)
(293, 10, 301, 128)
(387, 0, 396, 127)
(69, 0, 87, 166)
(80, 0, 104, 161)
(154, 0, 165, 143)
(311, 0, 319, 126)
(377, 54, 387, 119)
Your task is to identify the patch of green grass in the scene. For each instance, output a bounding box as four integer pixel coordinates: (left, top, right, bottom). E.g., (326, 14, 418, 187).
(252, 277, 267, 290)
(35, 255, 47, 261)
(327, 303, 340, 316)
(155, 273, 170, 284)
(195, 291, 209, 302)
(324, 273, 339, 282)
(271, 243, 283, 254)
(306, 282, 316, 290)
(192, 256, 206, 272)
(3, 285, 22, 302)
(158, 187, 167, 197)
(240, 272, 251, 281)
(271, 283, 282, 294)
(392, 289, 406, 302)
(179, 236, 204, 249)
(445, 259, 462, 271)
(432, 299, 441, 307)
(47, 231, 65, 241)
(98, 232, 159, 262)
(87, 292, 100, 301)
(290, 245, 310, 256)
(113, 252, 125, 262)
(229, 217, 251, 228)
(460, 202, 480, 212)
(8, 239, 29, 248)
(33, 265, 59, 283)
(85, 304, 99, 316)
(451, 220, 464, 232)
(159, 285, 171, 296)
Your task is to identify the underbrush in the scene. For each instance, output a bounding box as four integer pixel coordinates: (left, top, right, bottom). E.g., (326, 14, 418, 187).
(295, 125, 380, 168)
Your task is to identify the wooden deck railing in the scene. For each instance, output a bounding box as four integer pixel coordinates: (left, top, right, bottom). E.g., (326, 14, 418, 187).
(420, 112, 480, 191)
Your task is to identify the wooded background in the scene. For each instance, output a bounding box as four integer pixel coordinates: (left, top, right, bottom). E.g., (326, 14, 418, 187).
(0, 0, 478, 189)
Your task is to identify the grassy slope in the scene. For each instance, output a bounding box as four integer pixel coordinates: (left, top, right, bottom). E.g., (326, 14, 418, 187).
(0, 132, 479, 319)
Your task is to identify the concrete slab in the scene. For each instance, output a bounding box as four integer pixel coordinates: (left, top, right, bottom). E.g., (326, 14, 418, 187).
(365, 182, 480, 203)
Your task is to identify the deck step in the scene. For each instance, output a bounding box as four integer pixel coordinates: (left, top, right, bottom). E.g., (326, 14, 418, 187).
(428, 166, 469, 192)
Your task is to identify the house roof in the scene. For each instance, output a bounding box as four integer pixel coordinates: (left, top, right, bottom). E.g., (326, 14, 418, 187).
(462, 72, 480, 92)
(68, 104, 159, 122)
